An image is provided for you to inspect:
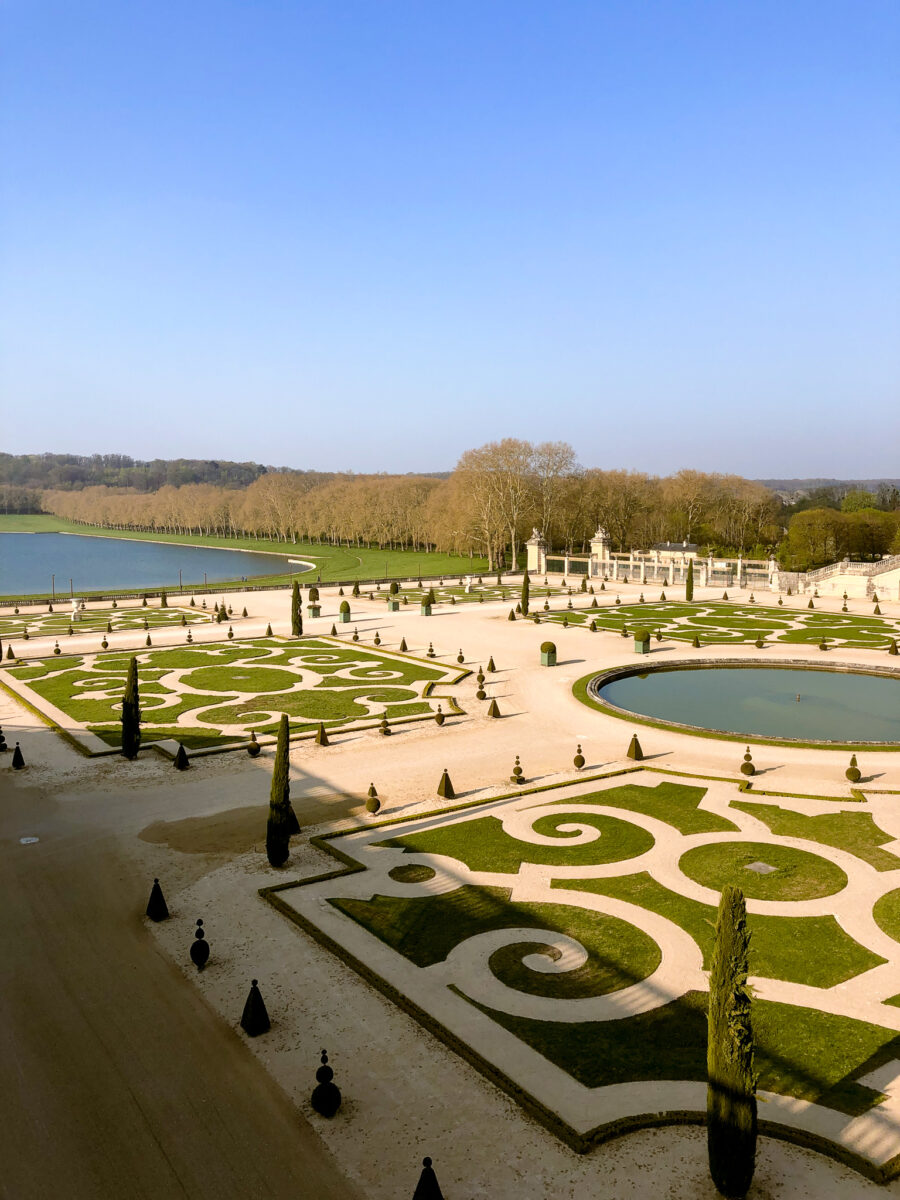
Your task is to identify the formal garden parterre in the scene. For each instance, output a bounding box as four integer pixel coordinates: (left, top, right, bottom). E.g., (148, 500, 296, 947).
(264, 768, 900, 1181)
(1, 636, 467, 751)
(535, 599, 900, 648)
(0, 602, 214, 639)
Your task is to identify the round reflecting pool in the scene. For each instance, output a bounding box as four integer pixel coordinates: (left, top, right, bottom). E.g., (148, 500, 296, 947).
(588, 663, 900, 744)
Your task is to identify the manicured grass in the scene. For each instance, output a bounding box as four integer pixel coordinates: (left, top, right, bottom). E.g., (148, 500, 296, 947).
(560, 872, 882, 988)
(0, 604, 210, 638)
(733, 801, 900, 871)
(557, 781, 738, 835)
(465, 990, 899, 1118)
(678, 840, 848, 901)
(541, 599, 900, 649)
(4, 635, 457, 747)
(377, 811, 654, 872)
(332, 886, 662, 998)
(874, 889, 900, 944)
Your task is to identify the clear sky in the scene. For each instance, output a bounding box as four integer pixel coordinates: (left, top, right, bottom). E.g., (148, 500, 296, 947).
(2, 1, 898, 476)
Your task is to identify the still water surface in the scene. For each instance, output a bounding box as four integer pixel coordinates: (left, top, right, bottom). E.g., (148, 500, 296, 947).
(595, 665, 900, 743)
(0, 533, 308, 595)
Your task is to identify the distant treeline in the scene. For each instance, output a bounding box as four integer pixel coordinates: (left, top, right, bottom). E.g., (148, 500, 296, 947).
(0, 452, 311, 493)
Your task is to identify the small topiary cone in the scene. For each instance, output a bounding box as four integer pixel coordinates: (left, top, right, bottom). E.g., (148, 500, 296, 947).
(314, 721, 329, 746)
(265, 623, 273, 636)
(67, 625, 73, 636)
(145, 634, 152, 647)
(142, 597, 148, 607)
(146, 878, 169, 921)
(173, 742, 189, 770)
(486, 656, 496, 672)
(247, 730, 261, 757)
(189, 919, 210, 970)
(11, 742, 25, 769)
(242, 607, 248, 618)
(434, 704, 445, 726)
(691, 633, 701, 648)
(143, 618, 149, 630)
(740, 747, 755, 776)
(487, 698, 500, 718)
(311, 1049, 342, 1117)
(399, 637, 408, 652)
(508, 609, 515, 621)
(180, 614, 187, 627)
(808, 598, 815, 609)
(330, 624, 337, 636)
(660, 591, 667, 601)
(190, 597, 195, 606)
(626, 734, 643, 761)
(574, 744, 585, 769)
(47, 603, 53, 612)
(874, 604, 882, 615)
(889, 639, 899, 656)
(413, 1156, 444, 1200)
(240, 979, 270, 1037)
(873, 592, 880, 603)
(437, 768, 455, 799)
(5, 644, 14, 659)
(846, 754, 862, 783)
(722, 591, 728, 600)
(600, 581, 605, 590)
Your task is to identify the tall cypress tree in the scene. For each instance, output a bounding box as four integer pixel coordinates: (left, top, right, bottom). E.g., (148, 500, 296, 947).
(686, 557, 694, 602)
(707, 885, 757, 1198)
(266, 714, 300, 867)
(291, 579, 302, 637)
(121, 656, 141, 759)
(521, 570, 530, 617)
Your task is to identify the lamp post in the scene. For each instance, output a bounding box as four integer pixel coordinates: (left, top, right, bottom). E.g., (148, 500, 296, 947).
(51, 574, 55, 601)
(179, 568, 183, 594)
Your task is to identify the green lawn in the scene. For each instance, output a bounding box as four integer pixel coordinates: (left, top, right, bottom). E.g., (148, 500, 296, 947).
(3, 636, 461, 749)
(537, 599, 900, 649)
(0, 603, 211, 639)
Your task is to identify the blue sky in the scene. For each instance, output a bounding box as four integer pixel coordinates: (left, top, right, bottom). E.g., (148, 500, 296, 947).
(2, 1, 898, 475)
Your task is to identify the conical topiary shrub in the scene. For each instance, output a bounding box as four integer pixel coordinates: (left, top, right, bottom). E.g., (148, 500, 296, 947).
(808, 598, 814, 609)
(240, 979, 271, 1037)
(487, 698, 501, 718)
(291, 579, 302, 636)
(486, 656, 496, 672)
(399, 637, 408, 653)
(311, 1049, 342, 1117)
(626, 733, 644, 760)
(846, 754, 862, 783)
(352, 580, 360, 597)
(889, 639, 899, 656)
(5, 644, 14, 660)
(11, 742, 25, 769)
(740, 747, 755, 776)
(437, 768, 455, 799)
(180, 614, 187, 627)
(508, 608, 515, 621)
(707, 886, 757, 1198)
(265, 623, 273, 636)
(330, 624, 337, 636)
(146, 878, 169, 921)
(145, 634, 152, 647)
(691, 633, 701, 648)
(242, 607, 248, 618)
(412, 1156, 444, 1200)
(173, 742, 189, 770)
(874, 604, 882, 615)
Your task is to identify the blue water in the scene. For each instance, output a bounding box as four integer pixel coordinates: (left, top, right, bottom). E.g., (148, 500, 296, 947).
(0, 533, 310, 596)
(595, 665, 900, 743)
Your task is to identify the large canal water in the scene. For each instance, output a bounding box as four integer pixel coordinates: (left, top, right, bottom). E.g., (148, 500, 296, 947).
(592, 664, 900, 743)
(0, 533, 310, 596)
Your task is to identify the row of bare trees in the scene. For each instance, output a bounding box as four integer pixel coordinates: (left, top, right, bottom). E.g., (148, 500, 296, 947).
(40, 440, 783, 564)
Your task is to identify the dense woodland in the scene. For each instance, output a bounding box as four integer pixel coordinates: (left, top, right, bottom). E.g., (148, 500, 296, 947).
(6, 443, 899, 571)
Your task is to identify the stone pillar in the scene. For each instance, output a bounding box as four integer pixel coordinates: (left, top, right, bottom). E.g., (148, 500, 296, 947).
(640, 559, 646, 584)
(701, 564, 709, 586)
(737, 555, 743, 588)
(525, 530, 547, 575)
(612, 560, 618, 581)
(667, 563, 674, 586)
(564, 555, 570, 578)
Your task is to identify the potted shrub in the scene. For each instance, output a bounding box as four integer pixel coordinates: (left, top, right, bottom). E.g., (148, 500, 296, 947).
(633, 627, 651, 655)
(540, 641, 557, 667)
(338, 599, 351, 624)
(307, 585, 321, 618)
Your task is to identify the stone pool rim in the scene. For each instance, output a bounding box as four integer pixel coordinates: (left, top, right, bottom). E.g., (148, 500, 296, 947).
(576, 659, 900, 751)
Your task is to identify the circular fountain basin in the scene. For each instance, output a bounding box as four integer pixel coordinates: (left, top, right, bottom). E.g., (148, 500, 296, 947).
(586, 662, 900, 746)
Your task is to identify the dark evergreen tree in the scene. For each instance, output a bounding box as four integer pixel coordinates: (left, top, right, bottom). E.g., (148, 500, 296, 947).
(686, 558, 694, 602)
(291, 579, 301, 636)
(521, 570, 530, 616)
(266, 714, 299, 866)
(146, 878, 169, 921)
(121, 656, 141, 759)
(707, 885, 757, 1198)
